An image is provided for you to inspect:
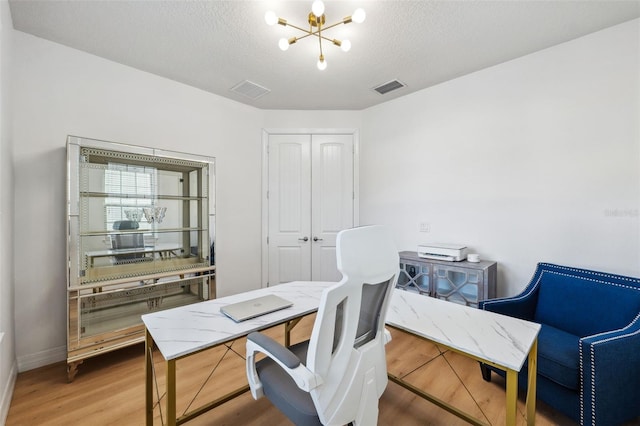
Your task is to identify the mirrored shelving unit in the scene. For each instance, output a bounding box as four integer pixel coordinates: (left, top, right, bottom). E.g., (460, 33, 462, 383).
(66, 136, 216, 381)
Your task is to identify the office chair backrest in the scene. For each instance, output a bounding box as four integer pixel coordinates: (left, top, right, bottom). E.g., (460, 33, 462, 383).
(112, 220, 145, 262)
(306, 225, 399, 425)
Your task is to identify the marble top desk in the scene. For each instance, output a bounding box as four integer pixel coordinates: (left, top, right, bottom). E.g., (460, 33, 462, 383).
(386, 290, 540, 426)
(143, 283, 540, 426)
(142, 280, 334, 426)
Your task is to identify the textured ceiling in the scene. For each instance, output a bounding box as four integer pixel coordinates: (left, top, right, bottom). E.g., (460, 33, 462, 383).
(8, 0, 640, 110)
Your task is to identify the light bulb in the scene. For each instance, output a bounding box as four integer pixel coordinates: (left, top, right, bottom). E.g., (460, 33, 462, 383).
(340, 40, 351, 52)
(278, 38, 290, 51)
(352, 8, 366, 24)
(265, 10, 278, 26)
(317, 56, 327, 70)
(312, 0, 325, 17)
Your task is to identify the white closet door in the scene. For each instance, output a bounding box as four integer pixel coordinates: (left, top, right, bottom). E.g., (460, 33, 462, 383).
(268, 134, 312, 285)
(267, 133, 354, 285)
(311, 134, 354, 282)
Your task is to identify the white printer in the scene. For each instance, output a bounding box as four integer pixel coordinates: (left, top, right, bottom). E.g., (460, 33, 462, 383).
(417, 243, 468, 262)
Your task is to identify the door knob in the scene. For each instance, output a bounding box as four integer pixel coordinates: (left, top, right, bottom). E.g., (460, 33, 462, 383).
(298, 236, 309, 242)
(313, 237, 323, 242)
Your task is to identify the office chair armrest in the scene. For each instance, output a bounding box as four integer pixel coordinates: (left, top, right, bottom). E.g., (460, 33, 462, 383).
(246, 332, 323, 400)
(384, 327, 392, 345)
(248, 332, 301, 368)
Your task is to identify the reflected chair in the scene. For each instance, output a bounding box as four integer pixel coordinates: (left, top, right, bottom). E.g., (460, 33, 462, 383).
(111, 220, 148, 264)
(246, 225, 399, 425)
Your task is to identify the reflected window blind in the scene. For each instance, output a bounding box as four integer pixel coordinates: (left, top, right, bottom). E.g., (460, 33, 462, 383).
(104, 164, 156, 230)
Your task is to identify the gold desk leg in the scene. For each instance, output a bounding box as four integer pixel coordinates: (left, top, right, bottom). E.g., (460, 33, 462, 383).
(284, 317, 302, 347)
(526, 338, 538, 426)
(166, 359, 177, 426)
(145, 329, 153, 426)
(506, 369, 518, 426)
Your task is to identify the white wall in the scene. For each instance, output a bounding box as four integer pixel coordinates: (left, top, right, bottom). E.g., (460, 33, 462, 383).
(11, 31, 265, 369)
(7, 15, 640, 377)
(361, 19, 640, 296)
(262, 110, 362, 130)
(0, 0, 16, 420)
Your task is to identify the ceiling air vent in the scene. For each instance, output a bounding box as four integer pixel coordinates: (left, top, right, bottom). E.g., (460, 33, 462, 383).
(231, 80, 271, 100)
(373, 79, 406, 95)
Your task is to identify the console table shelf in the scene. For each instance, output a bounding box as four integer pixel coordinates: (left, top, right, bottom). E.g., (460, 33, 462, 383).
(397, 251, 497, 307)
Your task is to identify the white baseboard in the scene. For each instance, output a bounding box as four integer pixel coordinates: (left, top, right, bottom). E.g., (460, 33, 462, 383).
(0, 343, 66, 425)
(17, 345, 66, 373)
(0, 359, 16, 426)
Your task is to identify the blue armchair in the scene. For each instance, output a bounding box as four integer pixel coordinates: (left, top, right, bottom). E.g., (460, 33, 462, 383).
(479, 263, 640, 426)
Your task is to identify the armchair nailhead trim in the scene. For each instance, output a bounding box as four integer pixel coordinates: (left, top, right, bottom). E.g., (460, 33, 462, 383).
(579, 313, 640, 426)
(481, 275, 542, 308)
(483, 264, 640, 311)
(546, 270, 640, 292)
(578, 343, 585, 426)
(590, 345, 595, 426)
(540, 263, 640, 287)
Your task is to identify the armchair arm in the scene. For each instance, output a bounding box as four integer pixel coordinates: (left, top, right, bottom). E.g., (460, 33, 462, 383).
(480, 292, 538, 320)
(481, 263, 565, 320)
(579, 314, 640, 425)
(480, 277, 542, 320)
(245, 332, 323, 400)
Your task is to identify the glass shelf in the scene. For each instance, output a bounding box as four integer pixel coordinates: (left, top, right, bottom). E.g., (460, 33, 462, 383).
(75, 276, 207, 339)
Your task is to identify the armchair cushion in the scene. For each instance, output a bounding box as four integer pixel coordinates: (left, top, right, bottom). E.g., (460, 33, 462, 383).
(537, 324, 580, 390)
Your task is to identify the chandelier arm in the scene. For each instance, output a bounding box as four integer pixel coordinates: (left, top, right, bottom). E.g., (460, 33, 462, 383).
(285, 22, 315, 36)
(303, 20, 348, 38)
(319, 19, 350, 33)
(294, 32, 315, 42)
(318, 21, 323, 57)
(287, 30, 333, 45)
(319, 34, 339, 44)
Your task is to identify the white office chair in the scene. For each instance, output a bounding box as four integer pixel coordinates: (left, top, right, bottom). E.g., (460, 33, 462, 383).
(246, 225, 399, 425)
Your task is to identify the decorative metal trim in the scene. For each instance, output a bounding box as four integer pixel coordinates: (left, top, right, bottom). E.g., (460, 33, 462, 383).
(81, 147, 209, 170)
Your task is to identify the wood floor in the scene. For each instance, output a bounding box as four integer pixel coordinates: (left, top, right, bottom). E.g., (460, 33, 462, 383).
(4, 315, 591, 426)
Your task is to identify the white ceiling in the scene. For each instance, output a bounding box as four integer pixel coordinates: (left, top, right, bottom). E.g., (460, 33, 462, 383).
(8, 0, 640, 110)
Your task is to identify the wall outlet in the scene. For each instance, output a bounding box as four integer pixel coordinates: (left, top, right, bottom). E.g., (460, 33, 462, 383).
(419, 222, 431, 233)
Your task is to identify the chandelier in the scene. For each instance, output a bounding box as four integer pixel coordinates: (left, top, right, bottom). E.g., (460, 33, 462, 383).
(265, 1, 366, 71)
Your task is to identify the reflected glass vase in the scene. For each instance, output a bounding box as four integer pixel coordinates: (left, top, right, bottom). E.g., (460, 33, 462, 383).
(143, 206, 168, 224)
(155, 207, 167, 223)
(124, 209, 142, 222)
